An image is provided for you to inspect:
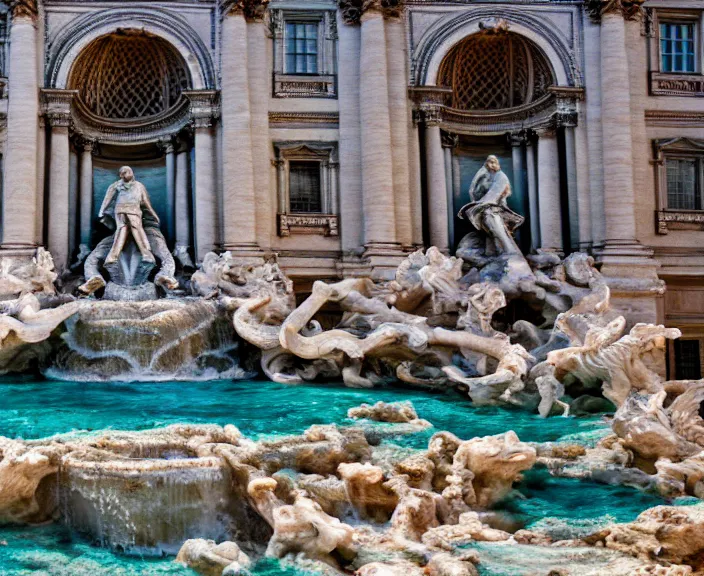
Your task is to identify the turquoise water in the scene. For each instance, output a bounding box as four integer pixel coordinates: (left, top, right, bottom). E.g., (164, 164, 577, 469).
(0, 377, 679, 575)
(0, 376, 608, 447)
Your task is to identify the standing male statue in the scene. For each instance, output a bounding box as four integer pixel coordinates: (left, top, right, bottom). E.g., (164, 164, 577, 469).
(79, 166, 178, 298)
(99, 166, 159, 266)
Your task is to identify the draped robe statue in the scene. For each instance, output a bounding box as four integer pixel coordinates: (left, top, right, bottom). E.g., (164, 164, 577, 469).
(456, 155, 524, 266)
(456, 155, 539, 299)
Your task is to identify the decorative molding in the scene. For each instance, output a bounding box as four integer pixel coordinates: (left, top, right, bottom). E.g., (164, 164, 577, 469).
(338, 0, 404, 25)
(274, 75, 337, 99)
(41, 88, 78, 129)
(650, 72, 704, 98)
(71, 94, 192, 144)
(9, 0, 37, 20)
(221, 0, 269, 20)
(268, 111, 339, 129)
(278, 213, 339, 237)
(547, 85, 585, 101)
(586, 0, 645, 23)
(411, 92, 567, 135)
(656, 211, 704, 234)
(645, 110, 704, 128)
(183, 89, 220, 129)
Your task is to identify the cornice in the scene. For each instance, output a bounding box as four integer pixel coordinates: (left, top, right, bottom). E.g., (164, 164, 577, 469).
(645, 109, 704, 128)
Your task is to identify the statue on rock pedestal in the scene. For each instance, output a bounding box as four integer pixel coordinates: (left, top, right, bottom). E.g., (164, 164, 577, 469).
(456, 156, 540, 300)
(79, 166, 178, 300)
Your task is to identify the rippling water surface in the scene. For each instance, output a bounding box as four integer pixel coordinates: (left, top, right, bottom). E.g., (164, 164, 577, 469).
(0, 377, 681, 575)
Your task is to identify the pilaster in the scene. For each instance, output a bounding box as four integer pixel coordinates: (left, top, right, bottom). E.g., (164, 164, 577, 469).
(219, 2, 264, 262)
(590, 0, 662, 324)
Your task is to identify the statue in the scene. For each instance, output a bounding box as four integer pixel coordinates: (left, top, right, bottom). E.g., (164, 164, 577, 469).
(99, 166, 159, 266)
(456, 155, 524, 267)
(79, 166, 178, 300)
(455, 155, 539, 300)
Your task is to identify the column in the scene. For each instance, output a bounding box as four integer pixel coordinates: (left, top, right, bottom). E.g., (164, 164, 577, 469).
(336, 11, 364, 255)
(510, 133, 528, 251)
(525, 138, 540, 251)
(536, 126, 562, 253)
(185, 91, 219, 262)
(424, 117, 449, 253)
(220, 2, 261, 257)
(161, 139, 176, 246)
(584, 15, 606, 249)
(174, 137, 192, 258)
(44, 92, 75, 273)
(68, 147, 79, 260)
(385, 16, 413, 249)
(442, 134, 455, 250)
(2, 3, 39, 252)
(562, 120, 580, 251)
(359, 5, 399, 255)
(79, 139, 94, 251)
(408, 123, 424, 248)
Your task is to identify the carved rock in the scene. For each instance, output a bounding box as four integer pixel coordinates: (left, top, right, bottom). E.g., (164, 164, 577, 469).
(175, 539, 251, 576)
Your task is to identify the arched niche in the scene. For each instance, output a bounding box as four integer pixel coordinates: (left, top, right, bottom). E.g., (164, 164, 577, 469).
(414, 10, 579, 89)
(46, 7, 215, 91)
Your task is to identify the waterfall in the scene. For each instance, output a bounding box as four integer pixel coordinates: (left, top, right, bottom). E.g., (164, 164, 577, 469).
(45, 298, 254, 382)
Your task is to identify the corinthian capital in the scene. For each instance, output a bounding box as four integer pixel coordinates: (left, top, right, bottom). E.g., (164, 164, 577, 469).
(221, 0, 268, 21)
(9, 0, 38, 20)
(338, 0, 404, 25)
(586, 0, 644, 23)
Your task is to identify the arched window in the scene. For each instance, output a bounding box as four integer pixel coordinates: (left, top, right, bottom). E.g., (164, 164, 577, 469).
(68, 30, 191, 120)
(438, 31, 555, 111)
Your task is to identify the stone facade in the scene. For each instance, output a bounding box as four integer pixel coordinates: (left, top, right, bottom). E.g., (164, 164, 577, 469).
(0, 0, 702, 375)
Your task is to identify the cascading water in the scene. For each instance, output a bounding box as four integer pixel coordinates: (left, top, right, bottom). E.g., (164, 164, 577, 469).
(60, 456, 237, 556)
(45, 299, 251, 382)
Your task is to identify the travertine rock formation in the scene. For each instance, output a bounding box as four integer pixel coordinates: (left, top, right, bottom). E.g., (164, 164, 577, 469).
(0, 248, 58, 299)
(586, 505, 704, 570)
(176, 539, 251, 576)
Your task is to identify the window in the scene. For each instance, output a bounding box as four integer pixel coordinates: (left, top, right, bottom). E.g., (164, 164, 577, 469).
(285, 23, 318, 75)
(667, 158, 700, 210)
(289, 162, 322, 213)
(271, 10, 337, 98)
(674, 339, 701, 380)
(654, 138, 704, 233)
(660, 22, 696, 73)
(273, 142, 339, 237)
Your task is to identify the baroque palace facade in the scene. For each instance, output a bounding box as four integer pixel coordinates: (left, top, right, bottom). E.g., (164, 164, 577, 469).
(0, 0, 702, 375)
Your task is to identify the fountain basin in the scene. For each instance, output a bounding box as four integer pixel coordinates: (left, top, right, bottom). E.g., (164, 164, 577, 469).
(60, 450, 236, 555)
(48, 298, 246, 381)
